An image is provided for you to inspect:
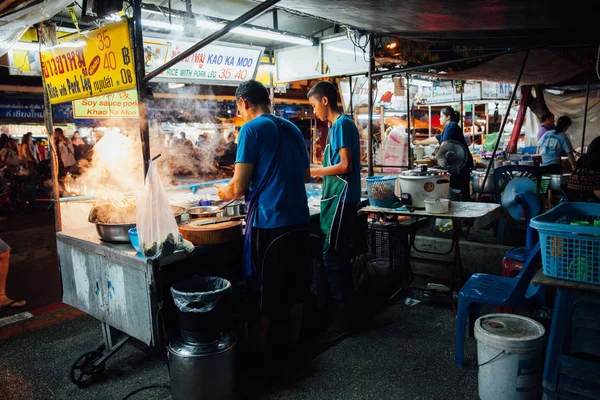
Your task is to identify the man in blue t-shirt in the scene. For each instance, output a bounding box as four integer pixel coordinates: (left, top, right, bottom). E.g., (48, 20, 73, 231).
(217, 80, 310, 355)
(308, 81, 361, 342)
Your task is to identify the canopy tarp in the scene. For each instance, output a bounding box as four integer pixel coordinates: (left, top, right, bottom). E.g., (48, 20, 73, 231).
(0, 0, 72, 58)
(544, 89, 600, 150)
(422, 49, 586, 86)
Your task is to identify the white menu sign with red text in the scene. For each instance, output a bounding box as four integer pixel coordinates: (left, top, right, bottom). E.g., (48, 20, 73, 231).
(143, 40, 263, 85)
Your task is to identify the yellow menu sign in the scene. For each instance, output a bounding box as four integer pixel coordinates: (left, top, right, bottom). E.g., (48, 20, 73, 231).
(40, 20, 136, 104)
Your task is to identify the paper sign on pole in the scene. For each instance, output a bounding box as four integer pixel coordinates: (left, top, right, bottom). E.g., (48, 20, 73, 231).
(40, 19, 136, 104)
(72, 89, 139, 118)
(482, 82, 513, 99)
(143, 40, 262, 85)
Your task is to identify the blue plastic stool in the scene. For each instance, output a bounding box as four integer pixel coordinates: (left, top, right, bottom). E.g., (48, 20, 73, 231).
(506, 246, 533, 262)
(455, 243, 544, 367)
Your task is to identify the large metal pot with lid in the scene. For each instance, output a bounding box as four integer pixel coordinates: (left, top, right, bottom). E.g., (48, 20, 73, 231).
(548, 174, 570, 192)
(398, 166, 450, 208)
(471, 169, 496, 194)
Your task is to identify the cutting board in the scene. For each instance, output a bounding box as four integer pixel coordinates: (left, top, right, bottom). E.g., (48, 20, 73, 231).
(178, 220, 243, 245)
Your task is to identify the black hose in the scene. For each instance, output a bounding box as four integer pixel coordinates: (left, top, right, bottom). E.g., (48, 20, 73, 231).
(122, 385, 171, 400)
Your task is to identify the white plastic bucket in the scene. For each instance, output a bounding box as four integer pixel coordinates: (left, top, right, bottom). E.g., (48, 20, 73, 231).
(474, 314, 546, 400)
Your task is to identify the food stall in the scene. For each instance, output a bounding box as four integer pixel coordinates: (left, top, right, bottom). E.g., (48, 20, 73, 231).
(34, 16, 262, 386)
(338, 76, 525, 172)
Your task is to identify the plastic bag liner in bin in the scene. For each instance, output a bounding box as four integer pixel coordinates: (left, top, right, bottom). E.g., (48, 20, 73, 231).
(171, 276, 232, 313)
(171, 277, 233, 344)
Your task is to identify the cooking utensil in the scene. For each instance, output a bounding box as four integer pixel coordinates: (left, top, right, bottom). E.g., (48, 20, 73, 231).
(215, 198, 238, 212)
(398, 167, 450, 208)
(471, 170, 496, 194)
(179, 220, 243, 245)
(424, 198, 450, 214)
(187, 206, 225, 219)
(224, 201, 246, 217)
(191, 215, 246, 226)
(171, 205, 186, 224)
(95, 223, 136, 243)
(548, 174, 570, 192)
(89, 202, 186, 225)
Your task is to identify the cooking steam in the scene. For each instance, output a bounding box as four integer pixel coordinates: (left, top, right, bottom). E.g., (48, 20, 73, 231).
(72, 100, 230, 198)
(72, 19, 236, 198)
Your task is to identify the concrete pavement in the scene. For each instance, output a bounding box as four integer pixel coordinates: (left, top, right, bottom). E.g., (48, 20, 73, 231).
(0, 300, 480, 400)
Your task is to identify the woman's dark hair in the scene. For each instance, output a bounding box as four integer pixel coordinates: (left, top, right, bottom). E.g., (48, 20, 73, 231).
(541, 113, 553, 123)
(22, 132, 32, 145)
(307, 81, 339, 108)
(575, 136, 600, 170)
(441, 107, 459, 123)
(0, 133, 8, 149)
(554, 115, 571, 133)
(235, 80, 270, 107)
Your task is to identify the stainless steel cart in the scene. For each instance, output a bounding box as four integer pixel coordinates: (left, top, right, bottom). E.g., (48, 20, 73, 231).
(57, 225, 228, 386)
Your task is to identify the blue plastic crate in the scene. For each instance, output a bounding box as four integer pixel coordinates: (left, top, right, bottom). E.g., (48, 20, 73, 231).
(530, 203, 600, 285)
(522, 146, 538, 155)
(366, 176, 397, 208)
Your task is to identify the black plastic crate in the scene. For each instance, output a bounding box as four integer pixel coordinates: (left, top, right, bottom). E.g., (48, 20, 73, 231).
(367, 222, 411, 284)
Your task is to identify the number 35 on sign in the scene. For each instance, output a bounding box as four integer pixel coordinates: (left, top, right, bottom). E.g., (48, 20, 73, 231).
(40, 19, 137, 105)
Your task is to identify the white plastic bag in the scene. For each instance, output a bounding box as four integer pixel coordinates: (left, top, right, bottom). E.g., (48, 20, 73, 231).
(136, 160, 180, 258)
(383, 126, 409, 173)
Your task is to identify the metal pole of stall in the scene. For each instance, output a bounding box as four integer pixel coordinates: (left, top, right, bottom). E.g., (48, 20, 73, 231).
(406, 75, 413, 169)
(367, 35, 375, 176)
(269, 50, 275, 106)
(476, 50, 530, 202)
(485, 103, 489, 136)
(38, 26, 62, 231)
(581, 77, 591, 153)
(471, 103, 476, 151)
(132, 0, 151, 176)
(349, 76, 354, 119)
(428, 105, 432, 138)
(459, 91, 464, 127)
(144, 0, 282, 82)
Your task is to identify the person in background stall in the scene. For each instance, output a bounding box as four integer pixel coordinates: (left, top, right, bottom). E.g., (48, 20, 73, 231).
(18, 133, 38, 175)
(536, 113, 555, 143)
(0, 133, 7, 151)
(0, 138, 20, 169)
(308, 81, 361, 343)
(72, 131, 85, 161)
(220, 132, 237, 166)
(0, 239, 26, 311)
(72, 131, 85, 146)
(195, 132, 211, 150)
(217, 80, 310, 363)
(566, 136, 600, 202)
(29, 134, 40, 164)
(165, 132, 175, 148)
(34, 138, 47, 161)
(413, 107, 474, 201)
(538, 115, 576, 174)
(54, 128, 76, 177)
(179, 132, 193, 149)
